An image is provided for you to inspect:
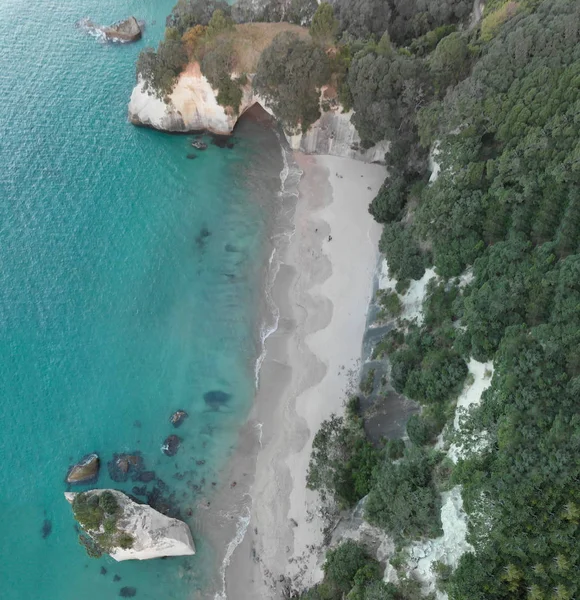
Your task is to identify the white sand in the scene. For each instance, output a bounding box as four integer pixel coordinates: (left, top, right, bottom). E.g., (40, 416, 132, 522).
(378, 258, 437, 325)
(406, 486, 473, 599)
(221, 154, 385, 598)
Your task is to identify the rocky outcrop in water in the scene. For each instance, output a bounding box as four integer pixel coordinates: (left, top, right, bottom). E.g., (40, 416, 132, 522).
(108, 452, 144, 482)
(161, 435, 181, 456)
(65, 489, 195, 561)
(170, 410, 188, 427)
(67, 453, 100, 484)
(128, 67, 388, 163)
(79, 17, 142, 43)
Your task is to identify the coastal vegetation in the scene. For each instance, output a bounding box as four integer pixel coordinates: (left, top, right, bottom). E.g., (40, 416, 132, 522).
(303, 0, 580, 598)
(72, 491, 134, 558)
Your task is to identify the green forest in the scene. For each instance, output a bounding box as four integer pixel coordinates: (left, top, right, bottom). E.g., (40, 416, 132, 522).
(137, 0, 580, 598)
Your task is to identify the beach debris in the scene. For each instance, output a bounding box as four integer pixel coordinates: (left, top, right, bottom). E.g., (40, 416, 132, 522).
(230, 481, 237, 488)
(107, 453, 144, 483)
(328, 235, 333, 242)
(66, 453, 100, 484)
(170, 410, 189, 428)
(289, 518, 298, 528)
(161, 435, 181, 457)
(204, 390, 231, 410)
(119, 587, 137, 597)
(191, 140, 207, 150)
(41, 519, 52, 539)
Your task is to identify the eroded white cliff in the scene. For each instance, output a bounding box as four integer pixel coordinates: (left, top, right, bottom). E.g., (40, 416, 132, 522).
(65, 489, 195, 561)
(128, 66, 388, 163)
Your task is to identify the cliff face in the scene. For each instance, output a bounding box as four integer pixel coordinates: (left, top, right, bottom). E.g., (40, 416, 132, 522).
(128, 65, 388, 163)
(65, 490, 195, 561)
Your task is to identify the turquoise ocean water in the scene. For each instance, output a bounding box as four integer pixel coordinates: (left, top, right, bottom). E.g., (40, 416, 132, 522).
(0, 1, 284, 598)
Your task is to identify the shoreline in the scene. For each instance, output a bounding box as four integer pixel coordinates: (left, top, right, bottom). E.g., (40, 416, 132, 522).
(213, 152, 385, 598)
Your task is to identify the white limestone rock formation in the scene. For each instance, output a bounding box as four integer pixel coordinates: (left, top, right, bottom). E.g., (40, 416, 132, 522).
(65, 489, 195, 561)
(128, 66, 388, 163)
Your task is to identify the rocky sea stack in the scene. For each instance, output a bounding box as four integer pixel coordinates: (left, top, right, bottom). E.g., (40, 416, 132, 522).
(79, 16, 142, 43)
(101, 17, 142, 42)
(66, 453, 100, 484)
(65, 489, 195, 561)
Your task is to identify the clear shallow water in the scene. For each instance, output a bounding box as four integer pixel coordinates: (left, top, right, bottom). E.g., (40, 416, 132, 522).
(0, 1, 283, 598)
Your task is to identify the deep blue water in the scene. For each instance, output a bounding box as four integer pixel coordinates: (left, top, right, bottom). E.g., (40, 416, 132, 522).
(0, 1, 282, 598)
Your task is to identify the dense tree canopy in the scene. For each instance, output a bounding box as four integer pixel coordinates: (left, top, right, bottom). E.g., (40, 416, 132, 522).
(365, 447, 443, 541)
(254, 32, 330, 131)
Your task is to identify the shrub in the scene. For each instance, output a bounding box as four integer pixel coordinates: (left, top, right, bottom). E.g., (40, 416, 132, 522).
(404, 348, 467, 404)
(72, 493, 104, 531)
(369, 176, 408, 224)
(136, 41, 188, 99)
(429, 31, 471, 91)
(206, 9, 234, 37)
(406, 411, 446, 446)
(360, 368, 375, 395)
(385, 438, 405, 460)
(309, 2, 338, 46)
(379, 223, 426, 282)
(200, 39, 243, 112)
(377, 289, 402, 319)
(481, 1, 520, 41)
(323, 541, 377, 593)
(117, 533, 135, 550)
(365, 447, 443, 541)
(287, 0, 319, 26)
(254, 32, 330, 132)
(99, 491, 119, 515)
(307, 413, 379, 507)
(182, 24, 206, 59)
(395, 279, 410, 295)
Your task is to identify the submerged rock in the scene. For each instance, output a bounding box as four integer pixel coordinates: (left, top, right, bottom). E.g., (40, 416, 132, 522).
(67, 453, 100, 484)
(204, 390, 231, 410)
(170, 410, 188, 428)
(65, 489, 195, 561)
(119, 587, 137, 597)
(41, 519, 52, 539)
(108, 453, 144, 483)
(161, 435, 181, 457)
(137, 471, 156, 483)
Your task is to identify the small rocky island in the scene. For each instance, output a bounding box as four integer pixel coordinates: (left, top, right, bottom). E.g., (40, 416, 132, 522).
(65, 489, 195, 561)
(66, 453, 100, 483)
(79, 16, 143, 43)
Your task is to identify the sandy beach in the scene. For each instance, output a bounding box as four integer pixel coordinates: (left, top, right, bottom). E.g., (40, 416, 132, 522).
(213, 153, 385, 598)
